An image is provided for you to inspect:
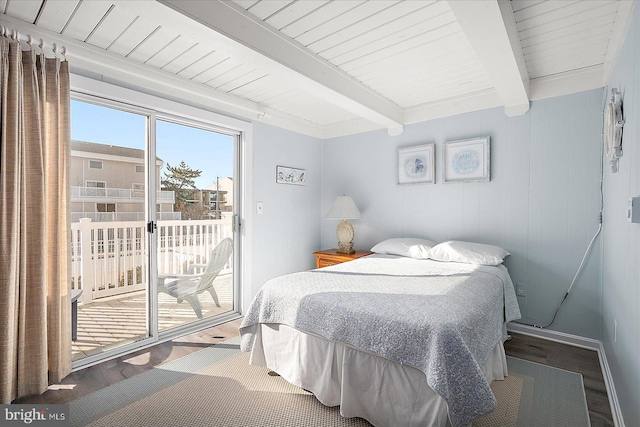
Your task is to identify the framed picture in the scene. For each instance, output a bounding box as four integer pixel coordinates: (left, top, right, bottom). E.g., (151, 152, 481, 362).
(397, 143, 435, 185)
(276, 165, 305, 185)
(443, 136, 490, 183)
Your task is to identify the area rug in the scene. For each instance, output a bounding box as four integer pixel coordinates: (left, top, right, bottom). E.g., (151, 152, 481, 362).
(474, 357, 590, 427)
(70, 338, 590, 427)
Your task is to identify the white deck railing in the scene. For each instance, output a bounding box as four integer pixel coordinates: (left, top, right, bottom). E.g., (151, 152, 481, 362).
(71, 218, 233, 304)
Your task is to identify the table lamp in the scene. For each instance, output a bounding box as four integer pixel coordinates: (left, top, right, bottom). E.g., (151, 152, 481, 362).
(326, 195, 361, 254)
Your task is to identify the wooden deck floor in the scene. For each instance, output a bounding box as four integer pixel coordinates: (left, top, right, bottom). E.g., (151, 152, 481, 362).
(72, 274, 233, 360)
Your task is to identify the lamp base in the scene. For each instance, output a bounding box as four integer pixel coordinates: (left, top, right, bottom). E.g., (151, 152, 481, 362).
(336, 220, 355, 254)
(336, 242, 355, 254)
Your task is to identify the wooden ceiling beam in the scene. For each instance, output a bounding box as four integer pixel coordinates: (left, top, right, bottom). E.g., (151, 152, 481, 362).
(149, 0, 405, 135)
(447, 0, 530, 116)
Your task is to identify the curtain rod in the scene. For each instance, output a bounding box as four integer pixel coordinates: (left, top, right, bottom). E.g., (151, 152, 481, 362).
(0, 25, 67, 59)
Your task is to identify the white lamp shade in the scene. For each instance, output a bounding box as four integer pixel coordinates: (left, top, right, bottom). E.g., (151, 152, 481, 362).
(326, 195, 361, 220)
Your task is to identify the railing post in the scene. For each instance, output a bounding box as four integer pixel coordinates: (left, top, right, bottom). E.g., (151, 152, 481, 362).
(79, 218, 94, 304)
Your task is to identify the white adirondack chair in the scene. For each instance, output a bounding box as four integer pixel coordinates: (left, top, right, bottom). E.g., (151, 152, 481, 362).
(158, 238, 233, 318)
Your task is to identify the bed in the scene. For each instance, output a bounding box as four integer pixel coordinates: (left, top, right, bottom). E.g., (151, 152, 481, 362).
(240, 241, 521, 427)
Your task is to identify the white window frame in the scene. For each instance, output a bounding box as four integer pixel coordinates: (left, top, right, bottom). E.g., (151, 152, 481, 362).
(135, 164, 144, 173)
(96, 203, 116, 212)
(89, 160, 103, 169)
(85, 180, 106, 188)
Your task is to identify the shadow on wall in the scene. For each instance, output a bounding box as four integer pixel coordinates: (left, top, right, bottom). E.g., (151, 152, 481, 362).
(503, 256, 577, 329)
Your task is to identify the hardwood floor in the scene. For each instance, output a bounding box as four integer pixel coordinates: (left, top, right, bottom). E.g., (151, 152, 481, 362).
(14, 317, 244, 405)
(503, 332, 614, 427)
(16, 321, 614, 426)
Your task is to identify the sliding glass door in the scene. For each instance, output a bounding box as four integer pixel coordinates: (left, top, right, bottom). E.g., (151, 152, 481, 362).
(70, 99, 151, 360)
(155, 118, 236, 332)
(70, 96, 239, 364)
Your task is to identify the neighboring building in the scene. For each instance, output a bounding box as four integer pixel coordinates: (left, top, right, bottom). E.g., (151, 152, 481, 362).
(183, 178, 231, 220)
(205, 177, 233, 219)
(70, 140, 178, 222)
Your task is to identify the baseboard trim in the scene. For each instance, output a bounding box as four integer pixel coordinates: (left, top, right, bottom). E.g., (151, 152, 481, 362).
(597, 341, 625, 427)
(507, 322, 600, 350)
(506, 322, 624, 427)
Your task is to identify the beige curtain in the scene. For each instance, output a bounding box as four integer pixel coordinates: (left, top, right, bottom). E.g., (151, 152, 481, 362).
(0, 36, 72, 403)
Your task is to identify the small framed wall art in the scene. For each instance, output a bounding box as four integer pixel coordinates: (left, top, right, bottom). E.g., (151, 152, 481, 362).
(276, 165, 306, 185)
(443, 136, 490, 183)
(397, 143, 435, 185)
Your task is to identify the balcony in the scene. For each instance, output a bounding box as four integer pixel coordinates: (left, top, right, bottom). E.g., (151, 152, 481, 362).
(71, 186, 175, 203)
(73, 274, 233, 360)
(70, 218, 234, 360)
(71, 212, 182, 222)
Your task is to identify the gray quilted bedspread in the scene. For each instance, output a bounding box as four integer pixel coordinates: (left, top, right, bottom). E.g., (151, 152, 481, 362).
(240, 254, 521, 427)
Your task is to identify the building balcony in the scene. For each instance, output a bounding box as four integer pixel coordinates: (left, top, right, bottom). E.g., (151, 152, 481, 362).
(71, 186, 175, 203)
(71, 211, 182, 222)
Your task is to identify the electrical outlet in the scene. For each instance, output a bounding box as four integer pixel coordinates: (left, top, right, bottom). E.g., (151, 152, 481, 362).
(516, 283, 526, 297)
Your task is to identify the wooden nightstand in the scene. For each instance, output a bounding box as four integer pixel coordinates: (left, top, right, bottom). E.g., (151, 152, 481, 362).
(313, 249, 373, 269)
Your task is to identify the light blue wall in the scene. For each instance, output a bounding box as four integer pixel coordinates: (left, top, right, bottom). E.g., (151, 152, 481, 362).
(250, 121, 322, 296)
(602, 5, 640, 425)
(322, 91, 604, 339)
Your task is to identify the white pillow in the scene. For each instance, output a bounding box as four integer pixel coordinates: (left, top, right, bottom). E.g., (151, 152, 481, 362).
(371, 238, 437, 259)
(428, 241, 509, 265)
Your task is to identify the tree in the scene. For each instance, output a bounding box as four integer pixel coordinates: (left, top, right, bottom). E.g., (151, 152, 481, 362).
(180, 202, 211, 221)
(161, 161, 204, 219)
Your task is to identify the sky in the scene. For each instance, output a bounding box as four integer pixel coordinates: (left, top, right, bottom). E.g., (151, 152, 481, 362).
(70, 100, 234, 189)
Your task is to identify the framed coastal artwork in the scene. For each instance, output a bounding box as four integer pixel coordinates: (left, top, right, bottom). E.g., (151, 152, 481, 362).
(397, 143, 435, 185)
(276, 165, 306, 185)
(443, 136, 490, 183)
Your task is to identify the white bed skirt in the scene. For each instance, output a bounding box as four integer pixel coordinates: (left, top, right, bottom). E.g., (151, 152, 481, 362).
(248, 323, 509, 427)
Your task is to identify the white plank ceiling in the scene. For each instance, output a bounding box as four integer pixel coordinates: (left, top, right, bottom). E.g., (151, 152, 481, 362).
(0, 0, 636, 138)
